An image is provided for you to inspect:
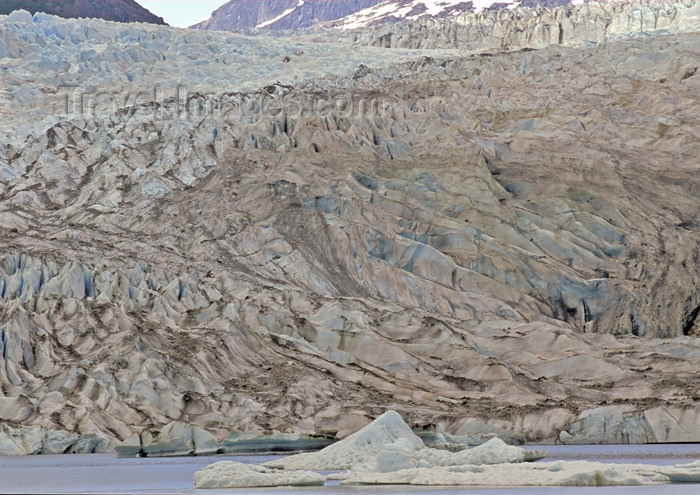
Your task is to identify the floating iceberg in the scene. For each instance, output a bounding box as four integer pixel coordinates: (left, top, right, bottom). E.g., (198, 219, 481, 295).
(193, 461, 324, 489)
(263, 410, 425, 470)
(195, 411, 700, 489)
(339, 459, 700, 487)
(349, 436, 547, 473)
(263, 411, 544, 472)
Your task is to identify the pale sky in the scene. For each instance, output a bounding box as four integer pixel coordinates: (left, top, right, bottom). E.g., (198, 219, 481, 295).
(136, 1, 229, 27)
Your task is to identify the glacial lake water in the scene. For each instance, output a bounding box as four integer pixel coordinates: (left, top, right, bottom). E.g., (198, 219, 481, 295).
(0, 444, 698, 495)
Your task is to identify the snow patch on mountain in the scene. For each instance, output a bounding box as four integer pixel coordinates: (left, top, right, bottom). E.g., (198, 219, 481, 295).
(191, 0, 384, 32)
(337, 0, 518, 29)
(256, 0, 305, 29)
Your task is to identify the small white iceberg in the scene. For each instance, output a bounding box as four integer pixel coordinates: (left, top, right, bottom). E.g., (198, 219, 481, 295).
(193, 461, 324, 489)
(263, 410, 425, 471)
(193, 410, 700, 489)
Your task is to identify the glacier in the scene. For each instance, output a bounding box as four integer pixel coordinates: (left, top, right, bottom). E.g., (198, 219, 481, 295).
(0, 1, 699, 457)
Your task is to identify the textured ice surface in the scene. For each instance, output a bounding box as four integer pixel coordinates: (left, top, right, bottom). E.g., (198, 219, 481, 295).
(340, 459, 700, 486)
(263, 410, 425, 470)
(1, 1, 699, 458)
(0, 11, 458, 125)
(194, 460, 324, 488)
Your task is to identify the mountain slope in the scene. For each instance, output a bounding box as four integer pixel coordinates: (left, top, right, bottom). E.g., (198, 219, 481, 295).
(332, 0, 514, 29)
(329, 0, 700, 49)
(192, 0, 584, 31)
(0, 0, 165, 24)
(191, 0, 384, 31)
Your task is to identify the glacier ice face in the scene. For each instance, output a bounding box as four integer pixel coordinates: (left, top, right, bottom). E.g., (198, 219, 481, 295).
(0, 2, 699, 454)
(115, 422, 335, 456)
(559, 405, 700, 445)
(0, 423, 110, 455)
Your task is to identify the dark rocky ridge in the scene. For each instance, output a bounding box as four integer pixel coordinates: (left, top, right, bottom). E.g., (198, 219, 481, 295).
(0, 0, 165, 24)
